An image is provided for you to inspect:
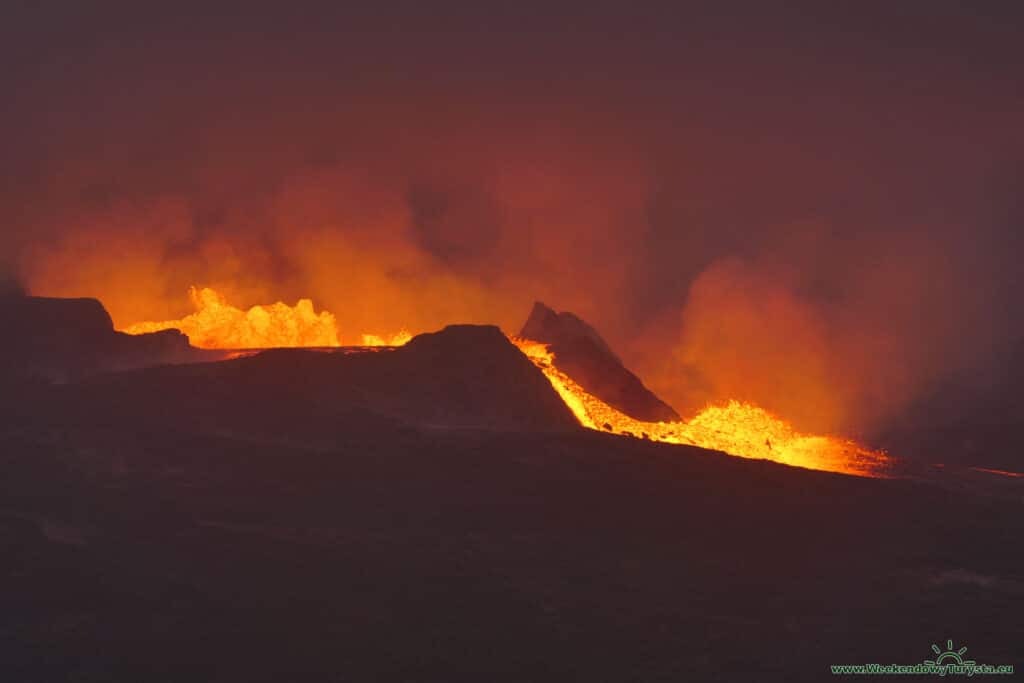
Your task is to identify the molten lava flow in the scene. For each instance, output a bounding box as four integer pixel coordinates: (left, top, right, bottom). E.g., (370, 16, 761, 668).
(510, 337, 890, 477)
(969, 467, 1024, 478)
(124, 287, 340, 348)
(361, 330, 413, 347)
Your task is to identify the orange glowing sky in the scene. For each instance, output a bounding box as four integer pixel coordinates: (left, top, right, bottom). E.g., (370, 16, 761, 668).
(4, 3, 1022, 444)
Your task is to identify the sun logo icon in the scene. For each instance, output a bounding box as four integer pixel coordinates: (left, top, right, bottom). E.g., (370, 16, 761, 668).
(924, 640, 976, 666)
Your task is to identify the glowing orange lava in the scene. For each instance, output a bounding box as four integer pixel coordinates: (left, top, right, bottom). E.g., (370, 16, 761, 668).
(510, 337, 889, 477)
(124, 287, 418, 349)
(123, 287, 341, 348)
(361, 330, 413, 347)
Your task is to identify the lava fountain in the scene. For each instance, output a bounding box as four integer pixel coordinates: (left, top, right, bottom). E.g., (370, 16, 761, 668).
(124, 287, 339, 349)
(361, 330, 414, 347)
(126, 287, 415, 348)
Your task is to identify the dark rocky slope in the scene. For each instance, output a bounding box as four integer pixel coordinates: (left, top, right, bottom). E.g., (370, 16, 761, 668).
(0, 294, 207, 381)
(1, 391, 1021, 682)
(520, 301, 679, 422)
(60, 324, 579, 436)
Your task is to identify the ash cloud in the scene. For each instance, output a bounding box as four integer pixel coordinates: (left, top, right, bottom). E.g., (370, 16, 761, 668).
(2, 3, 1023, 435)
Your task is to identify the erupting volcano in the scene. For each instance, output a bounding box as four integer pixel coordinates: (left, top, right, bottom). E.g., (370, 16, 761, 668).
(120, 290, 889, 477)
(6, 4, 1024, 680)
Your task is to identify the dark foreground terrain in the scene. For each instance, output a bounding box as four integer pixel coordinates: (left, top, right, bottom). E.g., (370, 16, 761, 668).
(1, 315, 1022, 681)
(3, 420, 1022, 682)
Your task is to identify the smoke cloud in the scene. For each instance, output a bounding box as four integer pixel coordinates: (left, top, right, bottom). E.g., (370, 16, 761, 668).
(3, 3, 1022, 435)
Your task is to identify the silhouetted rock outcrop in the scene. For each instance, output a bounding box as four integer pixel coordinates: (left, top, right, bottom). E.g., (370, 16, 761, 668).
(386, 324, 580, 430)
(3, 295, 115, 341)
(69, 324, 579, 435)
(0, 294, 205, 381)
(519, 301, 679, 422)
